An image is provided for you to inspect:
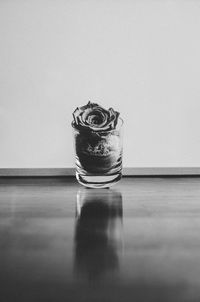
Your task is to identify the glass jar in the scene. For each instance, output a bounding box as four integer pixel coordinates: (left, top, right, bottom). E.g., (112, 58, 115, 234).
(72, 118, 123, 188)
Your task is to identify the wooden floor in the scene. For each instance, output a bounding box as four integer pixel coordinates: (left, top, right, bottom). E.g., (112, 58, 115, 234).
(0, 176, 200, 302)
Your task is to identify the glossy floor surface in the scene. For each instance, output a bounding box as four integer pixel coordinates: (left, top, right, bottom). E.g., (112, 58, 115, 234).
(1, 177, 200, 302)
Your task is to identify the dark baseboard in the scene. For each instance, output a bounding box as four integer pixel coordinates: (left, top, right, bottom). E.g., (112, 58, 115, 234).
(0, 167, 200, 177)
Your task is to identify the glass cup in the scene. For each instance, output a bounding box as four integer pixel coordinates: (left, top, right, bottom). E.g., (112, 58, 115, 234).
(72, 118, 123, 188)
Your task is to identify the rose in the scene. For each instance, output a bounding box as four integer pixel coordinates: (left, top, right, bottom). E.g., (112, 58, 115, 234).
(72, 101, 120, 132)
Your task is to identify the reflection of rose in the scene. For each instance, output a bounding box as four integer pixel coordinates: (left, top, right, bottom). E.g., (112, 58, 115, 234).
(72, 101, 120, 132)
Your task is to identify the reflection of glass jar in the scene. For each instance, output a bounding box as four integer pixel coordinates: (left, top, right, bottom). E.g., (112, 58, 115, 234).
(74, 189, 123, 281)
(72, 118, 123, 188)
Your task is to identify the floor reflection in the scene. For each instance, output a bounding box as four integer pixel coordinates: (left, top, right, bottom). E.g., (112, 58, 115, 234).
(74, 188, 123, 281)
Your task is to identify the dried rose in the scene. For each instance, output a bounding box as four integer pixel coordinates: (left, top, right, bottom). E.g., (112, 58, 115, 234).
(72, 101, 120, 132)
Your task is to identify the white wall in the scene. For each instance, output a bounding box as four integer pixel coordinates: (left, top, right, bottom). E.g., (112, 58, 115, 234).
(1, 0, 200, 168)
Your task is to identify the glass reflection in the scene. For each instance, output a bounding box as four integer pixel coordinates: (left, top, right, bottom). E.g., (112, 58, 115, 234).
(74, 188, 123, 281)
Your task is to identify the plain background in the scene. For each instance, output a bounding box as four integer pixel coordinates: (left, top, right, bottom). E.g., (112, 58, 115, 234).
(1, 0, 200, 169)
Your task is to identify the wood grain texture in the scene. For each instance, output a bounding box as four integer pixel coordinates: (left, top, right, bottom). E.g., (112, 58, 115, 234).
(0, 177, 200, 301)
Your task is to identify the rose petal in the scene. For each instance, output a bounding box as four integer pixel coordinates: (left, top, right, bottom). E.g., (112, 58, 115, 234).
(85, 108, 107, 127)
(73, 107, 82, 125)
